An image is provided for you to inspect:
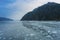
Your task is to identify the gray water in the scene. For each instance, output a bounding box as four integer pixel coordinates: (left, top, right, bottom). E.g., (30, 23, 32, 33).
(0, 21, 60, 40)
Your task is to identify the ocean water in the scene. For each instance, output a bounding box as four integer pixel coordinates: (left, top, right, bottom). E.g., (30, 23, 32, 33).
(0, 21, 60, 40)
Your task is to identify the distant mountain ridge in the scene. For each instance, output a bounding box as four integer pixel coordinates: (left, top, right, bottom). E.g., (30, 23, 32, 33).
(0, 17, 13, 21)
(21, 2, 60, 21)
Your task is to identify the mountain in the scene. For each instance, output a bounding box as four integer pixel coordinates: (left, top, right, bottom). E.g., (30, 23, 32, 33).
(21, 2, 60, 21)
(0, 17, 13, 21)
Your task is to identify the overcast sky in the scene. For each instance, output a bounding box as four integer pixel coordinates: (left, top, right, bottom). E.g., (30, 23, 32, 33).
(0, 0, 60, 20)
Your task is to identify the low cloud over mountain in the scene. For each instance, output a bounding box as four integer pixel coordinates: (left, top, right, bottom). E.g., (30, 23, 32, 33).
(0, 17, 13, 21)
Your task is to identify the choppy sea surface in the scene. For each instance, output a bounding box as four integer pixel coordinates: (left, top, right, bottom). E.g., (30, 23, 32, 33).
(0, 21, 60, 40)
